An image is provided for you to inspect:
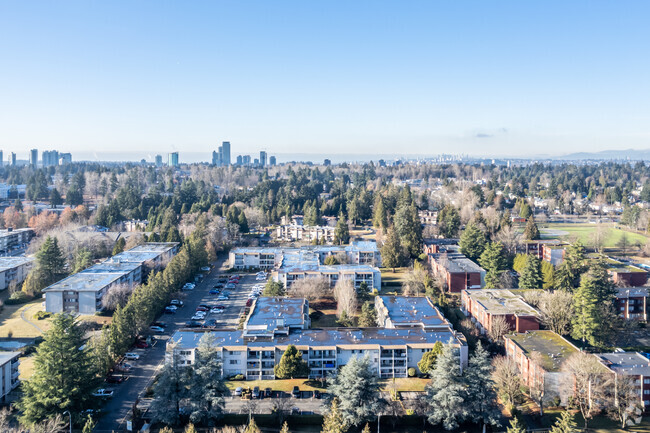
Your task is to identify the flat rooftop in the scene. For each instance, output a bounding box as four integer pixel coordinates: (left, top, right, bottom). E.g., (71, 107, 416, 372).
(465, 289, 539, 316)
(171, 327, 463, 350)
(506, 331, 578, 372)
(125, 242, 179, 253)
(616, 287, 649, 298)
(378, 296, 451, 329)
(0, 256, 33, 272)
(0, 228, 33, 237)
(43, 271, 123, 293)
(231, 241, 379, 257)
(0, 352, 20, 364)
(430, 253, 485, 274)
(109, 251, 161, 264)
(245, 297, 308, 331)
(597, 352, 650, 376)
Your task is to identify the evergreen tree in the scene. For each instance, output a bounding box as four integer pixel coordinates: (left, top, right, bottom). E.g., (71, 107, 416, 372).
(394, 203, 422, 257)
(238, 211, 249, 233)
(150, 353, 187, 426)
(417, 341, 443, 376)
(245, 417, 261, 433)
(479, 242, 507, 288)
(571, 275, 599, 345)
(35, 236, 66, 287)
(165, 226, 182, 243)
(82, 415, 96, 433)
(541, 260, 555, 289)
(424, 343, 468, 430)
(280, 421, 290, 433)
(73, 248, 93, 273)
(186, 334, 227, 424)
(263, 280, 285, 297)
(334, 215, 350, 245)
(519, 255, 543, 289)
(381, 226, 406, 271)
(18, 314, 101, 425)
(437, 205, 461, 238)
(358, 302, 377, 327)
(322, 399, 348, 433)
(112, 237, 126, 255)
(327, 356, 385, 427)
(372, 195, 388, 230)
(550, 411, 577, 433)
(506, 417, 526, 433)
(49, 188, 62, 208)
(459, 221, 487, 261)
(274, 345, 309, 379)
(523, 216, 540, 240)
(14, 198, 23, 211)
(465, 343, 501, 431)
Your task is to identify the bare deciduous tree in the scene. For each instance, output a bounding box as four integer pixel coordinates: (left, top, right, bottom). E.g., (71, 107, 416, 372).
(561, 351, 612, 429)
(527, 351, 547, 416)
(334, 279, 357, 319)
(492, 356, 522, 410)
(402, 262, 427, 296)
(101, 283, 134, 311)
(488, 315, 510, 342)
(537, 290, 573, 336)
(288, 276, 330, 301)
(606, 373, 644, 429)
(495, 225, 520, 255)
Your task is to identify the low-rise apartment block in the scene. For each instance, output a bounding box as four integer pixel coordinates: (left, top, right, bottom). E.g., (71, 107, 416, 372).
(375, 296, 452, 331)
(423, 238, 458, 255)
(43, 242, 179, 314)
(0, 257, 34, 291)
(168, 296, 467, 380)
(0, 228, 34, 255)
(596, 352, 650, 407)
(276, 225, 335, 243)
(608, 260, 648, 287)
(504, 331, 581, 405)
(0, 352, 20, 402)
(616, 287, 648, 320)
(461, 289, 539, 335)
(428, 252, 485, 292)
(541, 242, 567, 266)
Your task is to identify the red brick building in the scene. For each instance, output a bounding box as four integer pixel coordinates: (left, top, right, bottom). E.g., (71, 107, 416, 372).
(609, 265, 648, 287)
(597, 352, 650, 409)
(461, 289, 539, 336)
(616, 287, 648, 320)
(429, 252, 485, 293)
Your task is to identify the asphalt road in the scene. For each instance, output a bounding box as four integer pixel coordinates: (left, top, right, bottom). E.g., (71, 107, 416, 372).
(95, 255, 249, 432)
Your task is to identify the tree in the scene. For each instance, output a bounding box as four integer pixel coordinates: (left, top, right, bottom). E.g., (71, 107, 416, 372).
(402, 261, 427, 296)
(334, 279, 357, 320)
(537, 290, 573, 335)
(274, 345, 309, 379)
(492, 356, 522, 411)
(288, 276, 329, 301)
(186, 334, 227, 425)
(424, 343, 468, 430)
(506, 417, 526, 433)
(523, 216, 540, 240)
(358, 302, 377, 327)
(324, 255, 338, 265)
(541, 260, 555, 289)
(550, 411, 577, 433)
(18, 314, 101, 425)
(479, 242, 507, 288)
(73, 248, 93, 273)
(82, 415, 96, 433)
(465, 343, 501, 431)
(571, 274, 599, 345)
(519, 255, 543, 289)
(607, 373, 643, 429)
(263, 280, 286, 297)
(237, 212, 249, 233)
(244, 417, 261, 433)
(280, 421, 290, 433)
(488, 315, 510, 342)
(394, 203, 422, 257)
(417, 341, 443, 376)
(381, 226, 406, 271)
(150, 351, 187, 426)
(49, 188, 63, 208)
(101, 284, 133, 311)
(372, 196, 388, 230)
(561, 352, 611, 429)
(334, 215, 350, 245)
(617, 231, 629, 256)
(35, 236, 66, 287)
(112, 237, 126, 255)
(437, 205, 461, 238)
(327, 356, 385, 427)
(459, 221, 487, 261)
(322, 398, 348, 433)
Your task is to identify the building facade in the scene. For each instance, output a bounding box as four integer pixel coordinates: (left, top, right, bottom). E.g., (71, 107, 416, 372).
(0, 257, 34, 291)
(0, 352, 20, 402)
(461, 289, 540, 335)
(0, 228, 34, 254)
(428, 252, 485, 292)
(276, 225, 336, 243)
(616, 287, 648, 320)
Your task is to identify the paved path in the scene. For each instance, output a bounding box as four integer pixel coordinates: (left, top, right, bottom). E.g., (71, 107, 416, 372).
(19, 303, 43, 334)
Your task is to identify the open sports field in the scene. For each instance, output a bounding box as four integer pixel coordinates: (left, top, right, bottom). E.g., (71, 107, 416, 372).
(539, 223, 648, 248)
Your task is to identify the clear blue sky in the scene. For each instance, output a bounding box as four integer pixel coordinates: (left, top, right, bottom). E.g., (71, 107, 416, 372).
(1, 1, 649, 161)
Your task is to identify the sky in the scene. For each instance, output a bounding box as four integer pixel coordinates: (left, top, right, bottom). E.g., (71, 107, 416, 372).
(1, 1, 650, 162)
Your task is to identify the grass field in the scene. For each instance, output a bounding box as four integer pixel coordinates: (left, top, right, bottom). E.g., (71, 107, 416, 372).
(0, 299, 53, 338)
(540, 223, 648, 248)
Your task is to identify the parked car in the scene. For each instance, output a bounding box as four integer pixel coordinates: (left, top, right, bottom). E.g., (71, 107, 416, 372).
(200, 266, 211, 272)
(149, 326, 165, 333)
(151, 321, 167, 328)
(181, 283, 195, 291)
(166, 305, 178, 311)
(225, 283, 236, 290)
(234, 387, 243, 396)
(170, 299, 184, 306)
(124, 353, 140, 360)
(246, 299, 253, 307)
(185, 321, 202, 328)
(313, 389, 321, 399)
(191, 314, 205, 321)
(252, 386, 260, 399)
(292, 386, 300, 398)
(202, 319, 217, 328)
(105, 375, 125, 384)
(209, 289, 220, 295)
(264, 387, 273, 398)
(164, 307, 176, 314)
(92, 389, 114, 398)
(217, 295, 229, 301)
(134, 341, 149, 349)
(291, 407, 300, 415)
(195, 306, 209, 312)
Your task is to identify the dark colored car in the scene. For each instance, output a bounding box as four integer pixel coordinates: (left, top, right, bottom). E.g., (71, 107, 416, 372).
(164, 307, 176, 314)
(209, 289, 220, 294)
(106, 375, 125, 384)
(313, 390, 321, 399)
(185, 321, 202, 328)
(252, 387, 260, 399)
(292, 386, 300, 398)
(151, 322, 167, 328)
(246, 299, 253, 307)
(202, 319, 217, 328)
(264, 387, 273, 398)
(195, 306, 209, 312)
(135, 341, 148, 348)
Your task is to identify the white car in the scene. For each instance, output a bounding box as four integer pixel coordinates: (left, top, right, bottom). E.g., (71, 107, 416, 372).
(191, 314, 205, 321)
(124, 352, 140, 360)
(210, 308, 224, 314)
(166, 305, 178, 311)
(217, 295, 228, 301)
(149, 326, 165, 333)
(182, 283, 195, 291)
(200, 266, 211, 272)
(92, 389, 114, 398)
(170, 299, 184, 306)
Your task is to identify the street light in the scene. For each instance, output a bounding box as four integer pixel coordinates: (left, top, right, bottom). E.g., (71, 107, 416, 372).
(63, 410, 72, 433)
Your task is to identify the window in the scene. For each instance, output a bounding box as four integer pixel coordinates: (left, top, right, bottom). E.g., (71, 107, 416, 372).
(644, 379, 650, 384)
(644, 389, 650, 395)
(229, 360, 240, 365)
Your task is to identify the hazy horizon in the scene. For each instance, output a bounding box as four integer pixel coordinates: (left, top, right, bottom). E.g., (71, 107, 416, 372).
(2, 1, 650, 157)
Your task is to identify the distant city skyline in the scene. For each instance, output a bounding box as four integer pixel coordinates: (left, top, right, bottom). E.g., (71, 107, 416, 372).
(1, 2, 650, 157)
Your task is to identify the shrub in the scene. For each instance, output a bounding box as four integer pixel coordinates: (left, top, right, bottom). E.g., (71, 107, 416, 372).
(33, 311, 52, 320)
(229, 374, 245, 381)
(5, 291, 32, 305)
(407, 367, 416, 377)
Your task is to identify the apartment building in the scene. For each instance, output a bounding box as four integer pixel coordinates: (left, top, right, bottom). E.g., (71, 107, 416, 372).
(168, 295, 467, 380)
(461, 289, 540, 335)
(428, 252, 485, 292)
(596, 352, 650, 407)
(0, 352, 20, 402)
(0, 257, 34, 291)
(608, 261, 648, 287)
(541, 243, 567, 266)
(44, 242, 179, 314)
(418, 210, 438, 225)
(0, 228, 34, 255)
(519, 240, 564, 260)
(423, 239, 458, 255)
(375, 296, 452, 331)
(276, 225, 336, 243)
(616, 287, 648, 320)
(504, 331, 581, 405)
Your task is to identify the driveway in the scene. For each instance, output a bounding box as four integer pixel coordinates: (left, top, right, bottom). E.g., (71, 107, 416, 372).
(95, 255, 232, 432)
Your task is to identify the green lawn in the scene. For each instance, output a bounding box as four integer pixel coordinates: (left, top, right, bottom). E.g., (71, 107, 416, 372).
(540, 223, 648, 248)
